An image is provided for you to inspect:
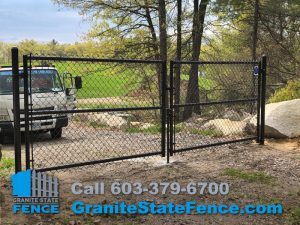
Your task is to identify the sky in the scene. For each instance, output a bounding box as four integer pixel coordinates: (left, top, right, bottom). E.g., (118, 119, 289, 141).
(0, 0, 90, 43)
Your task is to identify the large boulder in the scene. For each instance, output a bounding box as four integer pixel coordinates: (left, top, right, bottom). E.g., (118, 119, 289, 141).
(223, 109, 241, 121)
(202, 119, 247, 136)
(88, 113, 128, 129)
(249, 99, 300, 138)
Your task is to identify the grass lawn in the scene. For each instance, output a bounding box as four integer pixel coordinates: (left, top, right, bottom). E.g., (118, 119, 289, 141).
(52, 62, 146, 99)
(0, 157, 15, 178)
(3, 62, 217, 100)
(223, 168, 276, 184)
(181, 74, 216, 90)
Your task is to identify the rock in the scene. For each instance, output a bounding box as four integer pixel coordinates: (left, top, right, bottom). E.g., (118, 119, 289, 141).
(130, 122, 154, 129)
(140, 123, 154, 129)
(223, 109, 241, 121)
(130, 122, 141, 127)
(241, 111, 252, 120)
(248, 99, 300, 138)
(243, 115, 253, 123)
(183, 122, 196, 128)
(114, 113, 133, 119)
(88, 113, 128, 129)
(196, 118, 205, 124)
(202, 119, 247, 136)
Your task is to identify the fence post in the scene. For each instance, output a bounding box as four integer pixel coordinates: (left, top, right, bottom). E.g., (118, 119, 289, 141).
(12, 47, 22, 173)
(168, 61, 175, 163)
(260, 55, 267, 145)
(161, 60, 167, 157)
(256, 61, 261, 143)
(23, 55, 31, 170)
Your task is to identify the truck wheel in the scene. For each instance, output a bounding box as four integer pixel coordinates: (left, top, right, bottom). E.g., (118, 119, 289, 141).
(50, 128, 62, 139)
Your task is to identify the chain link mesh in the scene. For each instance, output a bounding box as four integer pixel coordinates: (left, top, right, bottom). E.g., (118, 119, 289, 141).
(25, 57, 165, 170)
(171, 61, 259, 153)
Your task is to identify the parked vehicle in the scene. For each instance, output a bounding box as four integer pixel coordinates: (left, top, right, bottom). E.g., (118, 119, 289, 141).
(0, 66, 82, 143)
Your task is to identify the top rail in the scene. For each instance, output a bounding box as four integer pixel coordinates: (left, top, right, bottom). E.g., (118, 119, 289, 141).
(172, 60, 259, 65)
(27, 55, 164, 64)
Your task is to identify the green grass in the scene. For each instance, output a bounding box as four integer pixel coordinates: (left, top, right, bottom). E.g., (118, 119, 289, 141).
(181, 74, 215, 90)
(0, 157, 15, 178)
(0, 158, 14, 170)
(126, 123, 183, 134)
(89, 121, 109, 128)
(191, 128, 223, 137)
(269, 79, 300, 103)
(223, 168, 275, 184)
(52, 62, 145, 99)
(288, 207, 300, 225)
(0, 63, 11, 67)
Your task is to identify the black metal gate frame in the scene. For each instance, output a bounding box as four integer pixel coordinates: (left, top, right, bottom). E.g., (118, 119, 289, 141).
(167, 57, 267, 157)
(11, 47, 267, 173)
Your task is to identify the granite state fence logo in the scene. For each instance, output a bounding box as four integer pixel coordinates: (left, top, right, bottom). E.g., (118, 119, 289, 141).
(11, 169, 60, 214)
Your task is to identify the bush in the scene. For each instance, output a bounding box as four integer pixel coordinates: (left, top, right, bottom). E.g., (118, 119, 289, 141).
(269, 79, 300, 103)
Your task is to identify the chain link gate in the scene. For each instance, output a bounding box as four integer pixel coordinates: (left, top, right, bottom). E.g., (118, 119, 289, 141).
(11, 47, 266, 173)
(167, 58, 266, 156)
(18, 54, 168, 172)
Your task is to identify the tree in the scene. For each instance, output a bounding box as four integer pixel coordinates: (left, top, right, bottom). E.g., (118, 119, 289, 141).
(174, 0, 182, 120)
(252, 0, 259, 61)
(210, 0, 300, 92)
(53, 0, 169, 97)
(182, 0, 209, 121)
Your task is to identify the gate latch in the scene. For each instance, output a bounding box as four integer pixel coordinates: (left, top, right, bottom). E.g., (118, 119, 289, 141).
(253, 66, 259, 76)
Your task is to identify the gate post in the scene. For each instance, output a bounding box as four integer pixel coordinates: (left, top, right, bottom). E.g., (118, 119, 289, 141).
(161, 60, 167, 157)
(256, 61, 261, 143)
(169, 61, 174, 159)
(12, 47, 22, 173)
(23, 55, 31, 170)
(260, 55, 267, 145)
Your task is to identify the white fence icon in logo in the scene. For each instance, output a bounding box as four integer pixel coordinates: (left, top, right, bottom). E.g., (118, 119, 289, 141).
(31, 170, 59, 197)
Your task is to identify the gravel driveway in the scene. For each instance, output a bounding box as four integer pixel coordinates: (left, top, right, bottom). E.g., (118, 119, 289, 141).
(2, 120, 244, 170)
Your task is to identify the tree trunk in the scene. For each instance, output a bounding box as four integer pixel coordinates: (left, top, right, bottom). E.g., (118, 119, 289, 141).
(158, 0, 167, 62)
(252, 0, 259, 61)
(144, 1, 161, 119)
(250, 0, 259, 114)
(158, 0, 167, 123)
(144, 0, 161, 106)
(182, 0, 209, 121)
(174, 0, 182, 121)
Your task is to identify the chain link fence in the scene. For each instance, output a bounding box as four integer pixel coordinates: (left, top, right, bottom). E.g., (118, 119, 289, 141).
(23, 56, 166, 171)
(169, 60, 263, 155)
(9, 49, 266, 173)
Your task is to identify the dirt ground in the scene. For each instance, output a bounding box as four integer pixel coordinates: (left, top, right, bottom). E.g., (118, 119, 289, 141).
(0, 138, 300, 225)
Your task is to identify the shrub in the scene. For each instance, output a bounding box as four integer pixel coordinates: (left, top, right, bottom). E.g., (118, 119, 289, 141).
(269, 79, 300, 103)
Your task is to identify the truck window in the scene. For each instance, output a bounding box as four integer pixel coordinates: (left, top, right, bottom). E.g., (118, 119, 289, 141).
(31, 70, 63, 93)
(0, 71, 15, 95)
(0, 69, 63, 95)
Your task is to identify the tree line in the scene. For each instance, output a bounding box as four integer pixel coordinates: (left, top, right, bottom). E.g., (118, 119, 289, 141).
(1, 0, 299, 120)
